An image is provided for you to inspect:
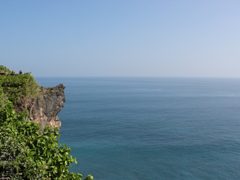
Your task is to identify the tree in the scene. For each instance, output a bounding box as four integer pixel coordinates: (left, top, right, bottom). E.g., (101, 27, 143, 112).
(0, 101, 93, 180)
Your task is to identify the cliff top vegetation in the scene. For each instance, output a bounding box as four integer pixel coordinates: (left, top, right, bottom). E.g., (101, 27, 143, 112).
(0, 65, 93, 179)
(0, 65, 40, 109)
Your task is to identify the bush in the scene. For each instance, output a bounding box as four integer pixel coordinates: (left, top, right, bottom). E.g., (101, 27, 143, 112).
(0, 72, 40, 104)
(0, 66, 93, 179)
(0, 86, 7, 111)
(0, 65, 11, 74)
(0, 101, 93, 180)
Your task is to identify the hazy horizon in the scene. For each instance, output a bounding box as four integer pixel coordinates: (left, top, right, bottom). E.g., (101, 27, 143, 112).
(1, 1, 240, 77)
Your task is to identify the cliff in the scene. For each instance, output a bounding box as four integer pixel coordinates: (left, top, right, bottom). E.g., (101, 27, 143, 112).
(13, 84, 66, 132)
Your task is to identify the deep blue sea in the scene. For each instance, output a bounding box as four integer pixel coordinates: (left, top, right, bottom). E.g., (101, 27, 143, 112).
(36, 77, 240, 180)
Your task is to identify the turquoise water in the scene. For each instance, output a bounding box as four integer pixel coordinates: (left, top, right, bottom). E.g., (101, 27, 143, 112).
(36, 77, 240, 180)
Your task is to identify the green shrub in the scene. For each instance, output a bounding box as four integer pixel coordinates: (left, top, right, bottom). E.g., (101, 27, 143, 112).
(0, 72, 40, 104)
(0, 66, 93, 179)
(0, 86, 7, 111)
(0, 101, 93, 180)
(0, 65, 11, 74)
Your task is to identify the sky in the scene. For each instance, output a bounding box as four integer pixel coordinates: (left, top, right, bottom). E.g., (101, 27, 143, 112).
(1, 0, 240, 77)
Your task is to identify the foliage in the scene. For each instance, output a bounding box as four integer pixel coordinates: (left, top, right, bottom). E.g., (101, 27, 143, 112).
(0, 66, 93, 179)
(0, 65, 11, 110)
(0, 101, 93, 180)
(0, 65, 11, 74)
(0, 86, 7, 111)
(0, 70, 40, 105)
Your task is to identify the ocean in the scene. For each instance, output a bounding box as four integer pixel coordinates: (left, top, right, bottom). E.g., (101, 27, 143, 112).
(36, 77, 240, 180)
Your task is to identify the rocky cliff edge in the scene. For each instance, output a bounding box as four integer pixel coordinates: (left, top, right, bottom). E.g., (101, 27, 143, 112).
(13, 84, 65, 132)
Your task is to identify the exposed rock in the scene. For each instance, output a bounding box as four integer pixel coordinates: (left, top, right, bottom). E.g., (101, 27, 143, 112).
(13, 84, 65, 132)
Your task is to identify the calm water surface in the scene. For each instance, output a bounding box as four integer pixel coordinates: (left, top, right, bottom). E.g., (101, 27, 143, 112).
(36, 77, 240, 180)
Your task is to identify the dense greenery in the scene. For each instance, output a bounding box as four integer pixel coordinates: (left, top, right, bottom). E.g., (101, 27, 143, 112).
(0, 65, 11, 74)
(0, 85, 7, 111)
(0, 65, 40, 104)
(0, 102, 93, 179)
(0, 66, 93, 179)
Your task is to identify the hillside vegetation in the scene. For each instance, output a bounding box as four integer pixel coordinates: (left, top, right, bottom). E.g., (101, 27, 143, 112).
(0, 65, 93, 179)
(0, 65, 40, 109)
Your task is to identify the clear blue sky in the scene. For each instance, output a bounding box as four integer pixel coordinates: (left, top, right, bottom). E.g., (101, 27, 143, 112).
(1, 1, 240, 77)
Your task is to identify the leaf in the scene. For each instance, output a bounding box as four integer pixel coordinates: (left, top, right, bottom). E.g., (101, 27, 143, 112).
(47, 158, 52, 165)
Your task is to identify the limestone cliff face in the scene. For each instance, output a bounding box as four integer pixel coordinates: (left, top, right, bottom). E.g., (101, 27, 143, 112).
(13, 84, 66, 132)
